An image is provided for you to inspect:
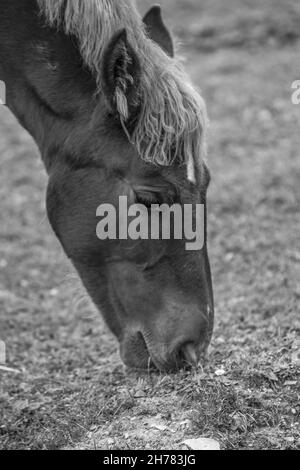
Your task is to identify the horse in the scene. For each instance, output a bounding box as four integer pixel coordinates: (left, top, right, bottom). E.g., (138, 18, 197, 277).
(0, 0, 214, 371)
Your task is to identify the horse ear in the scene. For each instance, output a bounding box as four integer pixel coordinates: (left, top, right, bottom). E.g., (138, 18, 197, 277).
(101, 29, 141, 121)
(143, 5, 174, 57)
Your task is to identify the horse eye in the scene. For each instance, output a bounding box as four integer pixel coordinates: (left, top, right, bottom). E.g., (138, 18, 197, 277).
(134, 191, 162, 208)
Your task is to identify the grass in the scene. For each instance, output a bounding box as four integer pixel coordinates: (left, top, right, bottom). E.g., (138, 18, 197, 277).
(0, 0, 299, 450)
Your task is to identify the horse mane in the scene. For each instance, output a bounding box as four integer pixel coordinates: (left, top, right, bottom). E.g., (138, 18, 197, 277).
(37, 0, 208, 181)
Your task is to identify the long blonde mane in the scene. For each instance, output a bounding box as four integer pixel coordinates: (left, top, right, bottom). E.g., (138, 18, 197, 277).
(38, 0, 208, 180)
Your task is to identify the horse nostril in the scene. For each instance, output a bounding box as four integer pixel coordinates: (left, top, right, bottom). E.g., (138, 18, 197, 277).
(180, 343, 199, 367)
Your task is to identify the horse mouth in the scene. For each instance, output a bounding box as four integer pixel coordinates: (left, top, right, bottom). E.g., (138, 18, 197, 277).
(120, 331, 155, 370)
(120, 331, 206, 372)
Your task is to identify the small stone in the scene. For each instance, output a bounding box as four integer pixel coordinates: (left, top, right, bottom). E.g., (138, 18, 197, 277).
(183, 438, 220, 451)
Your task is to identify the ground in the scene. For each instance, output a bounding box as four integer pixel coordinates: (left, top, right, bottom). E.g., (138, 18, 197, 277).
(0, 0, 299, 450)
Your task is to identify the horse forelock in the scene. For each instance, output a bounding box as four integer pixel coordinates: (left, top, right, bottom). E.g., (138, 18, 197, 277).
(37, 0, 208, 180)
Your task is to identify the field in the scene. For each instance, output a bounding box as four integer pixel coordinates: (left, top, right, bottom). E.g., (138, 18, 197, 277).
(0, 0, 299, 450)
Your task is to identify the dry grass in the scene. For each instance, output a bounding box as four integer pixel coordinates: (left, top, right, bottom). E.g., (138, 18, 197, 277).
(0, 0, 299, 450)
